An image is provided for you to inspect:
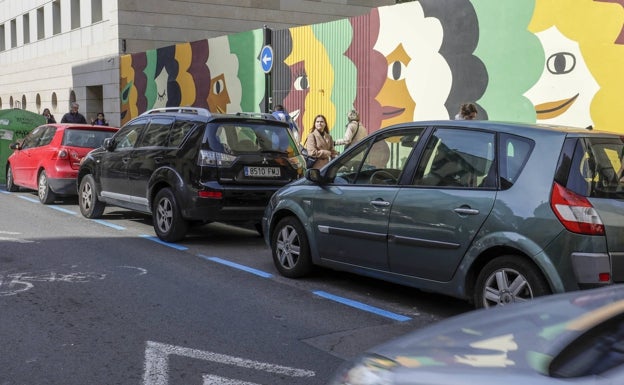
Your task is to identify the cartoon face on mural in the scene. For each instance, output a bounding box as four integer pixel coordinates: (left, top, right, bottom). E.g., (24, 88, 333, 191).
(373, 2, 451, 128)
(284, 25, 336, 142)
(120, 55, 138, 124)
(524, 26, 599, 127)
(206, 36, 242, 113)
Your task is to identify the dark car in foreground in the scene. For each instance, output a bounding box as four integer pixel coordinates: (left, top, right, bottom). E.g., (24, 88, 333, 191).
(5, 123, 118, 203)
(327, 285, 624, 385)
(78, 107, 304, 242)
(263, 120, 624, 308)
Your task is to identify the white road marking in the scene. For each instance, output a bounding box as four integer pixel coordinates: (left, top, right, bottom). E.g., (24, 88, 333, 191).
(203, 375, 260, 385)
(117, 266, 148, 276)
(143, 341, 315, 385)
(0, 271, 106, 296)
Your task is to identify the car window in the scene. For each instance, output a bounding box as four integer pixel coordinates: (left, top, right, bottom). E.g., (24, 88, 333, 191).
(114, 119, 147, 150)
(168, 120, 197, 147)
(550, 313, 624, 378)
(499, 133, 533, 189)
(39, 126, 57, 146)
(330, 128, 423, 185)
(63, 129, 115, 148)
(564, 137, 624, 199)
(21, 125, 47, 149)
(136, 117, 173, 147)
(413, 128, 495, 188)
(213, 123, 297, 156)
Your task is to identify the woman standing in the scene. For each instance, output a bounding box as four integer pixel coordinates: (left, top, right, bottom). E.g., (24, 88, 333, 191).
(305, 114, 339, 169)
(42, 108, 56, 124)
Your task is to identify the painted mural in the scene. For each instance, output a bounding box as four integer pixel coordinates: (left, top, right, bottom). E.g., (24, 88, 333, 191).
(119, 0, 624, 142)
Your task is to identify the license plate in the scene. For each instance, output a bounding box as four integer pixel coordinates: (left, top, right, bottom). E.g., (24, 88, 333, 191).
(244, 166, 281, 177)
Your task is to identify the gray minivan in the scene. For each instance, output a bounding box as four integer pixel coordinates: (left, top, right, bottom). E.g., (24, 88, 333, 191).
(263, 120, 624, 308)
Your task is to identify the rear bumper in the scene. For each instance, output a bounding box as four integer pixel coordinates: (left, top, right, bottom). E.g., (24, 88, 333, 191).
(48, 177, 78, 195)
(177, 182, 279, 224)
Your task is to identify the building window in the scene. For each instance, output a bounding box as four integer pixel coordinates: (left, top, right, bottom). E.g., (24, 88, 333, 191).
(22, 95, 27, 110)
(37, 7, 45, 40)
(52, 92, 58, 110)
(0, 25, 5, 51)
(53, 1, 61, 35)
(92, 0, 103, 23)
(71, 0, 81, 30)
(23, 14, 30, 44)
(36, 94, 42, 111)
(10, 96, 14, 109)
(10, 19, 17, 48)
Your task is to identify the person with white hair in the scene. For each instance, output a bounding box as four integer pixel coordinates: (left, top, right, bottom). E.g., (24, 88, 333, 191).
(335, 109, 367, 149)
(61, 102, 87, 124)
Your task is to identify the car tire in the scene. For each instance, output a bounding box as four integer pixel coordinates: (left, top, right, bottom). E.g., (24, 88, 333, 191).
(271, 216, 313, 278)
(79, 174, 105, 218)
(38, 170, 56, 204)
(6, 166, 18, 192)
(474, 256, 551, 309)
(152, 187, 188, 243)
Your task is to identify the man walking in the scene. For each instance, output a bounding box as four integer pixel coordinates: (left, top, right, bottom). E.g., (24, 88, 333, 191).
(61, 102, 87, 124)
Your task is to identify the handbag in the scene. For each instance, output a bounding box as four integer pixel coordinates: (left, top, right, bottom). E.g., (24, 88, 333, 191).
(300, 147, 317, 168)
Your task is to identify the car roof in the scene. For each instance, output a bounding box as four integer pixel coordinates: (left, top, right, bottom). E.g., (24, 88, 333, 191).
(383, 120, 622, 138)
(130, 108, 289, 128)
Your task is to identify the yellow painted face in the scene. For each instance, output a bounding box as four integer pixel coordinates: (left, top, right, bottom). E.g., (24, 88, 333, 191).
(175, 43, 196, 107)
(375, 43, 415, 128)
(285, 25, 336, 143)
(120, 54, 138, 125)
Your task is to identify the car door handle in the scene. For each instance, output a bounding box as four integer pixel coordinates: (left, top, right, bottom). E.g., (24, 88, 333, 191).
(154, 157, 164, 164)
(122, 157, 130, 163)
(454, 207, 479, 215)
(370, 200, 391, 207)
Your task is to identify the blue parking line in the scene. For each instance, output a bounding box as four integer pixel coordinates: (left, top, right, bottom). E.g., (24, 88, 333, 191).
(198, 255, 273, 278)
(18, 196, 39, 203)
(313, 290, 411, 322)
(92, 219, 126, 230)
(139, 235, 189, 250)
(0, 190, 9, 194)
(49, 205, 77, 215)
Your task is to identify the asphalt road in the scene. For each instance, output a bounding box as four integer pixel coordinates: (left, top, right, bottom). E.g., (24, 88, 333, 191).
(0, 188, 472, 385)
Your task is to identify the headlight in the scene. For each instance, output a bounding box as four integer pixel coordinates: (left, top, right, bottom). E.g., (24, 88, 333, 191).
(326, 354, 397, 385)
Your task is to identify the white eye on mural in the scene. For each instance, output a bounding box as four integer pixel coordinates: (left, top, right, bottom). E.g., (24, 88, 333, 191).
(212, 78, 225, 95)
(546, 52, 576, 75)
(387, 60, 407, 81)
(293, 74, 309, 91)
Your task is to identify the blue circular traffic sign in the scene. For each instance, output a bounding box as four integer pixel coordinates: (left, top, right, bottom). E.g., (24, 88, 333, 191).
(260, 45, 273, 73)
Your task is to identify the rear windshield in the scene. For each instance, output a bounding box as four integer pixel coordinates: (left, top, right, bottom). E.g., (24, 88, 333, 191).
(63, 129, 116, 148)
(563, 137, 624, 199)
(206, 122, 299, 156)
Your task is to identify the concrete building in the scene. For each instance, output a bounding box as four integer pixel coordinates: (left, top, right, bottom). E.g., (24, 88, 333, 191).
(0, 0, 393, 126)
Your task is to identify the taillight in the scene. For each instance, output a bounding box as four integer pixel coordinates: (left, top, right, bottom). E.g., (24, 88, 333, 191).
(58, 149, 69, 159)
(198, 150, 236, 167)
(198, 191, 222, 199)
(550, 182, 604, 235)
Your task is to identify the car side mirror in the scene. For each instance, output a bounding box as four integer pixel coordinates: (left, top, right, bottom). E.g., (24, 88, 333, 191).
(306, 168, 325, 184)
(9, 142, 20, 150)
(103, 137, 115, 151)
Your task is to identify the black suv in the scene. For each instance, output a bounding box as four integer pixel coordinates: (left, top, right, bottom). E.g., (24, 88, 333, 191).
(77, 107, 304, 242)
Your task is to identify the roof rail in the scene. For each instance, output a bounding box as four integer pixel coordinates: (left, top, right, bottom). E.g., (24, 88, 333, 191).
(140, 107, 212, 117)
(234, 112, 279, 121)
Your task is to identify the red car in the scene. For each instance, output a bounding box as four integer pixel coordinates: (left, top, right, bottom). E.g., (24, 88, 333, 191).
(5, 123, 118, 203)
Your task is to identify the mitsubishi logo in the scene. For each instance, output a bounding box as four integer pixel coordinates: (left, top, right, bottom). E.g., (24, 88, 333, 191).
(262, 157, 268, 165)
